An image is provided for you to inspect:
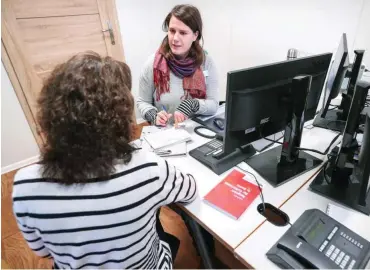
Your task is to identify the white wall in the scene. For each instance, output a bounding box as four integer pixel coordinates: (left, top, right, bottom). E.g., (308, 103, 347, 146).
(116, 0, 365, 108)
(1, 62, 40, 173)
(353, 0, 370, 68)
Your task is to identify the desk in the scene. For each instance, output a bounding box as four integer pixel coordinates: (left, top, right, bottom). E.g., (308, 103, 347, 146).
(234, 172, 370, 269)
(144, 120, 341, 252)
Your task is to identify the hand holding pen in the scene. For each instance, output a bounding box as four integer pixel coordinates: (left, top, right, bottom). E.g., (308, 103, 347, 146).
(155, 105, 172, 126)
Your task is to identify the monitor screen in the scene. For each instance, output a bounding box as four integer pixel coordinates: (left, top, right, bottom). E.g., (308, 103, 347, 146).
(221, 52, 332, 156)
(321, 33, 349, 117)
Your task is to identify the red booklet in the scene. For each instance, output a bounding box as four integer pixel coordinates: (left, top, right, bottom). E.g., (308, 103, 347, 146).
(203, 169, 261, 219)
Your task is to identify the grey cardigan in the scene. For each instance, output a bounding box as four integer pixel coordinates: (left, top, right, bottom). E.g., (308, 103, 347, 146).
(136, 53, 219, 119)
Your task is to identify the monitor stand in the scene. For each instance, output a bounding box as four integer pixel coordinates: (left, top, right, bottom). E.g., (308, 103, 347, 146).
(309, 167, 370, 215)
(310, 83, 370, 215)
(246, 145, 322, 187)
(246, 75, 323, 187)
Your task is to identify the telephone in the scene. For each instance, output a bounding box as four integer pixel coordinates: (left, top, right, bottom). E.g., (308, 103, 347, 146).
(267, 209, 370, 269)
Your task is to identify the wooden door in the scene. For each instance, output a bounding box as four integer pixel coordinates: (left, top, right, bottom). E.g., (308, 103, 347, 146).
(1, 0, 128, 147)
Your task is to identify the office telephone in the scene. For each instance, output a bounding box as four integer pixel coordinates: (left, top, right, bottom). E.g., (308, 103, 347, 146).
(267, 209, 370, 269)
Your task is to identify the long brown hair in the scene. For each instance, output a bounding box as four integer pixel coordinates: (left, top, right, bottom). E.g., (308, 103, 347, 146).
(160, 4, 205, 66)
(37, 51, 135, 184)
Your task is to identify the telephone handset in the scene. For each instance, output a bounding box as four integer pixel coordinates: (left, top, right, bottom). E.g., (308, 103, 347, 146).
(267, 209, 370, 269)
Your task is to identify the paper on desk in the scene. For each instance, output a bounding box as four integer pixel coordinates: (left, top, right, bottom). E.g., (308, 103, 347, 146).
(155, 142, 187, 157)
(197, 104, 225, 121)
(144, 128, 191, 150)
(140, 125, 162, 139)
(326, 203, 370, 240)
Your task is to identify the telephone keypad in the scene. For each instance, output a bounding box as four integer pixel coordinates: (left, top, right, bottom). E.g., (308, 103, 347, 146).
(322, 230, 365, 268)
(348, 259, 356, 269)
(340, 257, 349, 269)
(335, 251, 345, 265)
(207, 139, 223, 150)
(340, 230, 363, 249)
(328, 226, 338, 240)
(319, 240, 328, 252)
(324, 243, 355, 269)
(325, 245, 335, 257)
(330, 248, 340, 261)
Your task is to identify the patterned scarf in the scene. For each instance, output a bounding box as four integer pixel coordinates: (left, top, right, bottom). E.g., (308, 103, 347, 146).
(153, 49, 206, 101)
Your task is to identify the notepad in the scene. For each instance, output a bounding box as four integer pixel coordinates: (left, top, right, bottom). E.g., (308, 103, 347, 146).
(140, 125, 162, 139)
(144, 128, 192, 150)
(155, 142, 187, 157)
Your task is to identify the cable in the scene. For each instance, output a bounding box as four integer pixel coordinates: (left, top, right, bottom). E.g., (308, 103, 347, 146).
(297, 132, 341, 155)
(259, 125, 283, 145)
(236, 165, 265, 212)
(194, 126, 217, 139)
(259, 123, 342, 156)
(257, 131, 285, 152)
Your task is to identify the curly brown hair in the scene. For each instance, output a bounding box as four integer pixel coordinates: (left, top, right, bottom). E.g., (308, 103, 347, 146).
(38, 51, 135, 184)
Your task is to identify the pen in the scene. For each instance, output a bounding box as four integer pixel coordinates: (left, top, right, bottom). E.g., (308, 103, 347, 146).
(156, 150, 172, 156)
(162, 105, 167, 112)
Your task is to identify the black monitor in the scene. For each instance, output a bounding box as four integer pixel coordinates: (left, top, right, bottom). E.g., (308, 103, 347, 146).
(322, 33, 349, 118)
(313, 33, 365, 132)
(189, 53, 332, 176)
(310, 80, 370, 215)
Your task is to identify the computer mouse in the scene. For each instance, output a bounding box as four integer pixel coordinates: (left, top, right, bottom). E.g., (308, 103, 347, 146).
(213, 117, 225, 130)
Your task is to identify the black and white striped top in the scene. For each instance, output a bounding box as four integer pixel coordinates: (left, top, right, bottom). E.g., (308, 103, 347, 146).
(12, 150, 197, 269)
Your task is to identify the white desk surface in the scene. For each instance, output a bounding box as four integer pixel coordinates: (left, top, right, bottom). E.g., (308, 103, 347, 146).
(234, 173, 370, 269)
(161, 120, 341, 250)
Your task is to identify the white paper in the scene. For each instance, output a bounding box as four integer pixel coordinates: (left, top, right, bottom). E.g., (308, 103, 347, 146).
(140, 126, 163, 139)
(155, 142, 187, 157)
(326, 203, 370, 240)
(144, 128, 192, 150)
(197, 104, 225, 121)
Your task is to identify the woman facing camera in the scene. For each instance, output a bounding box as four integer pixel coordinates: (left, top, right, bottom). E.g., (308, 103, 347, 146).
(137, 4, 219, 126)
(12, 52, 197, 269)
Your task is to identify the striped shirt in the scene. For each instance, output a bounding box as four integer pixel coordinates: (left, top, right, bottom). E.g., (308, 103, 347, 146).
(12, 150, 198, 269)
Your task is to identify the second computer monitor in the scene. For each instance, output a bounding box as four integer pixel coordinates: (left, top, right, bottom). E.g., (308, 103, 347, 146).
(321, 33, 349, 118)
(223, 52, 332, 155)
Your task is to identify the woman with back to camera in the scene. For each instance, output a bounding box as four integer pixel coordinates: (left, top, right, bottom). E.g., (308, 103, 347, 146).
(137, 4, 219, 126)
(12, 51, 197, 269)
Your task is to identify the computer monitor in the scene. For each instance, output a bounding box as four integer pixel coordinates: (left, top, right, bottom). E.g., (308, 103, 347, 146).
(310, 80, 370, 215)
(322, 33, 348, 118)
(222, 52, 331, 155)
(313, 35, 365, 132)
(313, 34, 348, 129)
(189, 53, 332, 176)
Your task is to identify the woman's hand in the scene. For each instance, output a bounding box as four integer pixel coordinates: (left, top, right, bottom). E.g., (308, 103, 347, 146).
(156, 110, 172, 126)
(176, 99, 199, 123)
(174, 111, 188, 124)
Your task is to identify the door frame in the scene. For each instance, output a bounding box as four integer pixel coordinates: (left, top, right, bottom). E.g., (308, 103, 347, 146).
(1, 0, 129, 148)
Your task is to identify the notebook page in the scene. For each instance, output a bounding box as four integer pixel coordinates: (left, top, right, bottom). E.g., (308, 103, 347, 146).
(144, 128, 191, 150)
